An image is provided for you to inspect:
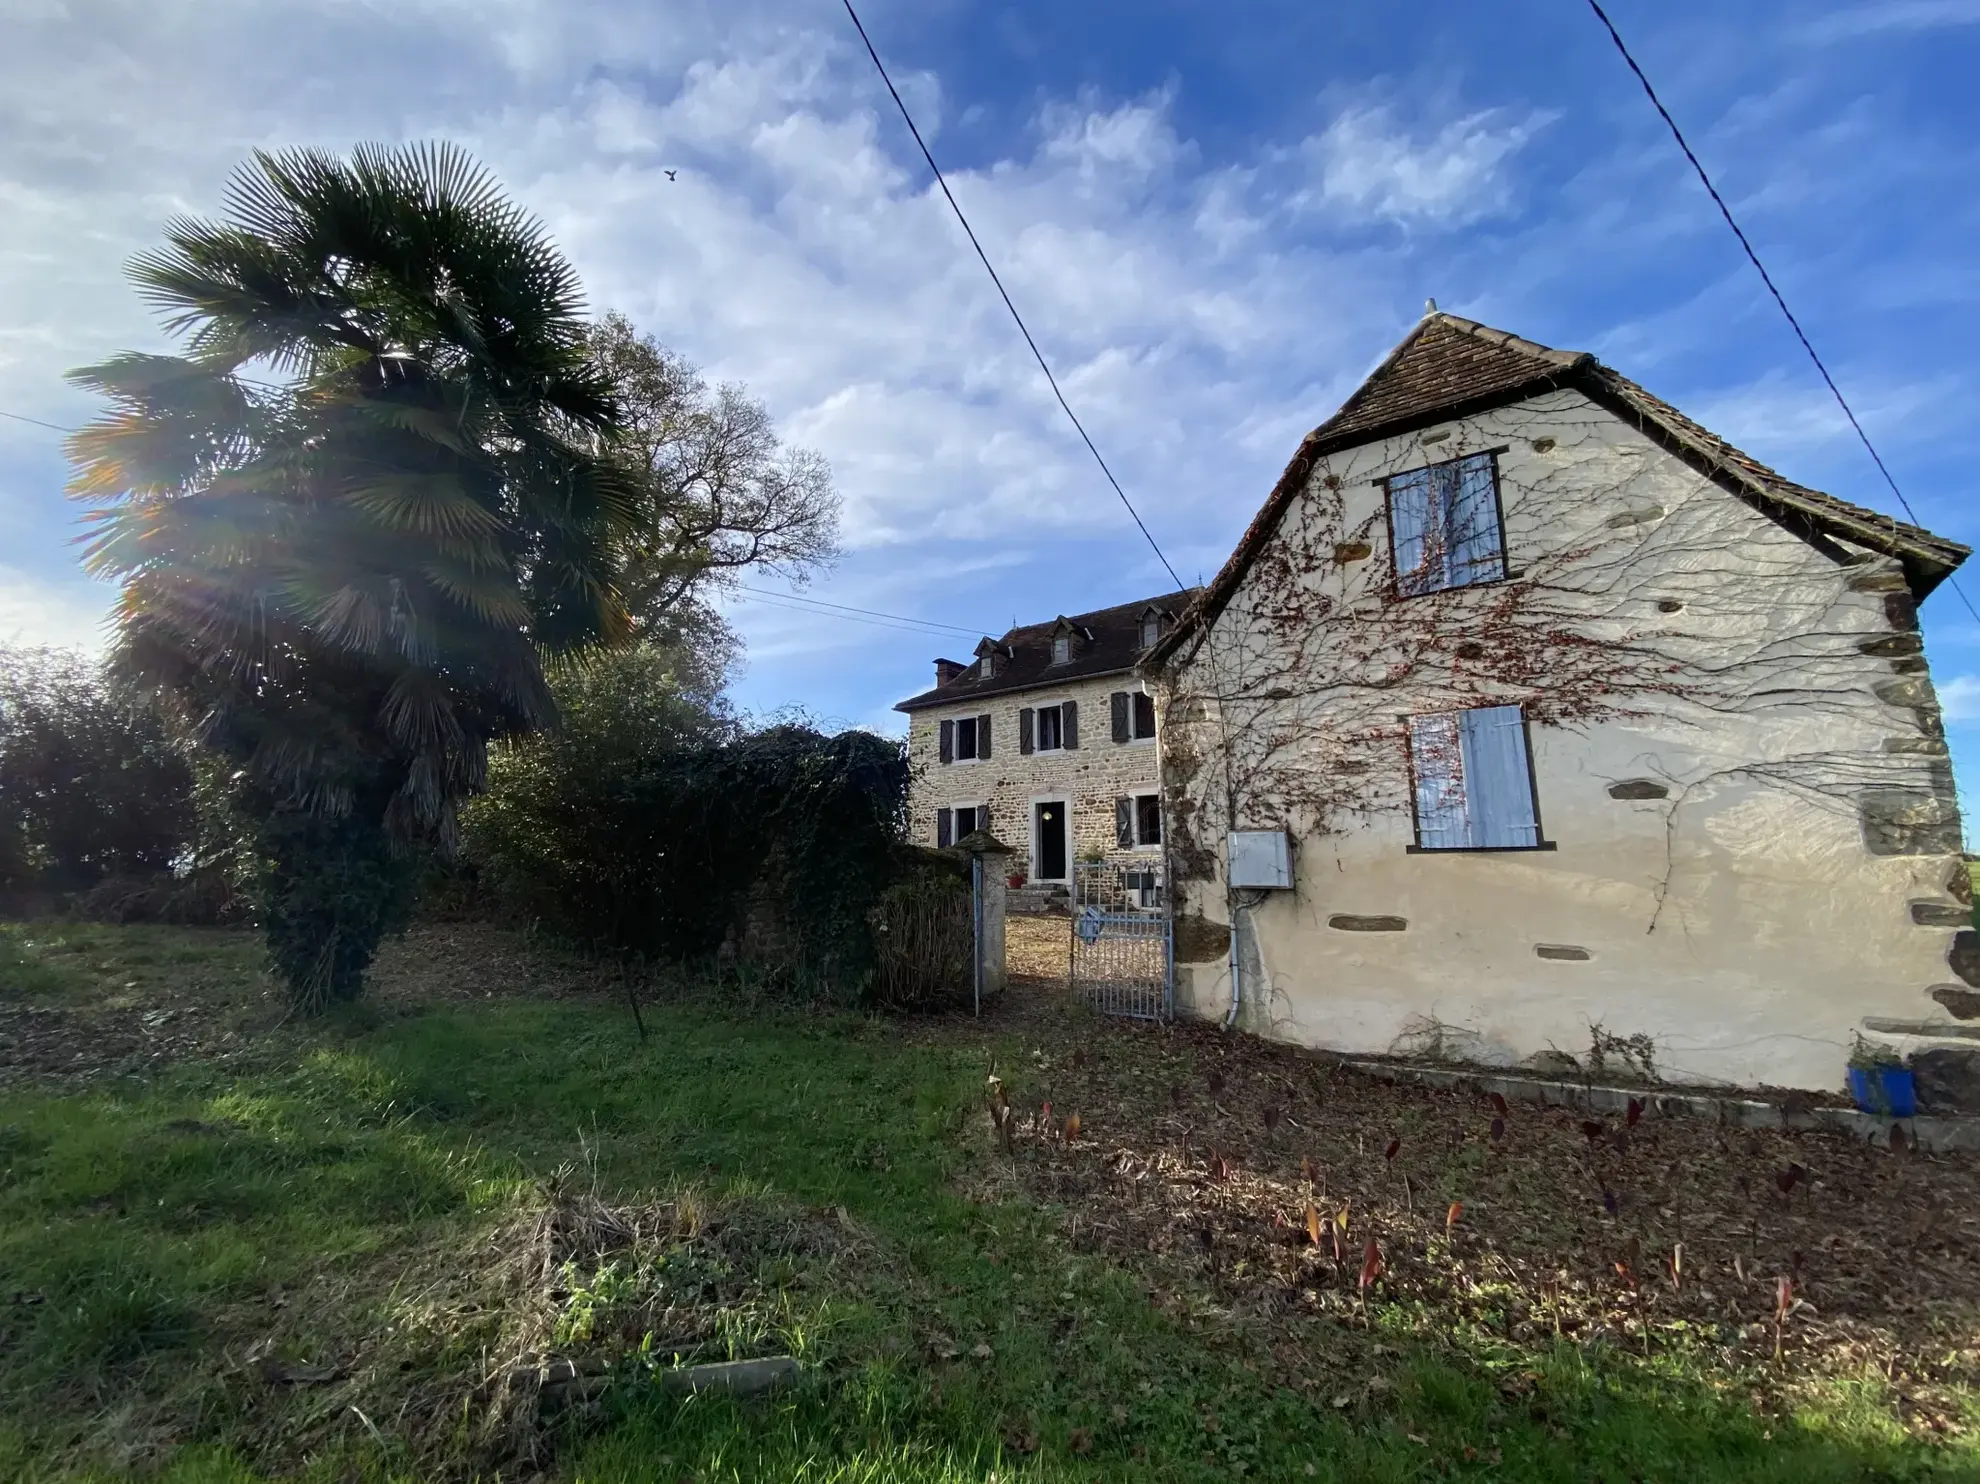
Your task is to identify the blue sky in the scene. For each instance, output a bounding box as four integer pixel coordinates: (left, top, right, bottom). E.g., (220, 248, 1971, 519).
(5, 0, 1980, 821)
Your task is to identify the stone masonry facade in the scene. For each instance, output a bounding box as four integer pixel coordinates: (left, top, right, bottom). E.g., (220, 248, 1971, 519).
(907, 671, 1164, 883)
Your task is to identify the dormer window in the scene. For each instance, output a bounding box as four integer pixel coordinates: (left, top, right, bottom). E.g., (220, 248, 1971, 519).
(980, 652, 996, 679)
(1141, 618, 1158, 648)
(1051, 634, 1071, 665)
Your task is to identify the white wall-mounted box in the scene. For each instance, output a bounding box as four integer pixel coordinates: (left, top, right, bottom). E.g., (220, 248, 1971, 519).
(1229, 830, 1293, 889)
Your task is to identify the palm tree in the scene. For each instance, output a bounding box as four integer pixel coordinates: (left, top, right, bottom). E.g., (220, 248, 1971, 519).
(66, 143, 641, 1008)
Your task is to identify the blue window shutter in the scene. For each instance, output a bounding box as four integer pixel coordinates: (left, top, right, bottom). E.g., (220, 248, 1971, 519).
(1448, 454, 1505, 586)
(1389, 470, 1438, 596)
(1459, 705, 1538, 847)
(1409, 712, 1471, 848)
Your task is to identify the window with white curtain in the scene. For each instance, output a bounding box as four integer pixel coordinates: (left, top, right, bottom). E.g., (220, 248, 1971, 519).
(1387, 451, 1507, 596)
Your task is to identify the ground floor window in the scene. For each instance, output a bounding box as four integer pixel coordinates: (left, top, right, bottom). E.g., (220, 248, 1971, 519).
(936, 802, 983, 847)
(1115, 791, 1163, 848)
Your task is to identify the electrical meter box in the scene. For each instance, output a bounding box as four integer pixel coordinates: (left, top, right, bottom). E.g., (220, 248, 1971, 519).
(1228, 830, 1293, 889)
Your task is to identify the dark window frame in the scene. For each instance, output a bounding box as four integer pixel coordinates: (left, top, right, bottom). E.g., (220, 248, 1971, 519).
(954, 715, 980, 761)
(1130, 690, 1157, 742)
(1380, 445, 1517, 602)
(1401, 704, 1555, 854)
(1132, 791, 1163, 848)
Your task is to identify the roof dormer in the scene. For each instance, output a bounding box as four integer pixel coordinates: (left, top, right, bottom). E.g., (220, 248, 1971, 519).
(973, 635, 1010, 679)
(1048, 616, 1093, 666)
(1136, 604, 1174, 650)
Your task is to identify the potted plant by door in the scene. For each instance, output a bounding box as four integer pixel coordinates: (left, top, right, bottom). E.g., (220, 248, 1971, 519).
(1846, 1038, 1917, 1118)
(1008, 870, 1027, 890)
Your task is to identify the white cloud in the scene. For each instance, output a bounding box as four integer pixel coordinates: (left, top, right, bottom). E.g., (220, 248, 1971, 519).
(1301, 104, 1551, 228)
(0, 566, 111, 651)
(1801, 1, 1980, 41)
(1940, 674, 1980, 723)
(1686, 368, 1962, 469)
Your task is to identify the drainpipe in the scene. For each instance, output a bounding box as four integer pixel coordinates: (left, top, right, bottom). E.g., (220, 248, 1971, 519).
(1224, 890, 1242, 1028)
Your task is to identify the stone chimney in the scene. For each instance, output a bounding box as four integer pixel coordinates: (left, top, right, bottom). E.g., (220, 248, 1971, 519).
(934, 658, 965, 685)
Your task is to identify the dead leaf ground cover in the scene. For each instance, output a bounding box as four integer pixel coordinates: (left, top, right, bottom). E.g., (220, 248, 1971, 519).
(0, 919, 1975, 1482)
(926, 991, 1980, 1441)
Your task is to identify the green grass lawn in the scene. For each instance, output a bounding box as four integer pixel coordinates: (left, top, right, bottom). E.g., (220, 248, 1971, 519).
(0, 921, 1974, 1482)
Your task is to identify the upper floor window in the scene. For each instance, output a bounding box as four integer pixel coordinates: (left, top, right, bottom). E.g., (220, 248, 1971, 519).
(1387, 451, 1507, 597)
(1110, 688, 1157, 742)
(1021, 700, 1077, 753)
(1141, 617, 1160, 647)
(1051, 634, 1071, 665)
(1036, 704, 1064, 750)
(939, 713, 990, 764)
(1407, 703, 1545, 851)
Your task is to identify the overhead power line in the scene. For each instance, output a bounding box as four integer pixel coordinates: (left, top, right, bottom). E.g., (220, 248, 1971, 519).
(0, 407, 77, 434)
(730, 584, 985, 639)
(1584, 0, 1980, 627)
(838, 0, 1187, 595)
(731, 590, 969, 638)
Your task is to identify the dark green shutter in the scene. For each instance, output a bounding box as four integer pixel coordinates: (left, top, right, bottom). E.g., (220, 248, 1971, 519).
(1063, 699, 1079, 749)
(977, 713, 992, 758)
(1110, 690, 1129, 743)
(1115, 797, 1134, 848)
(1019, 708, 1034, 754)
(939, 719, 954, 764)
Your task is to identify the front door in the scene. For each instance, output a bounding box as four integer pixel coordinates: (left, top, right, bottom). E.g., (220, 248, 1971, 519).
(1034, 800, 1068, 882)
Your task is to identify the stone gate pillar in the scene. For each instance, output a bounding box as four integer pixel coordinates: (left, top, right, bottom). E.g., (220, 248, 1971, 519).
(955, 829, 1013, 1011)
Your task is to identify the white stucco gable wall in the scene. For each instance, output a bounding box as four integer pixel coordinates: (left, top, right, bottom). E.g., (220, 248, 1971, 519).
(1160, 387, 1967, 1093)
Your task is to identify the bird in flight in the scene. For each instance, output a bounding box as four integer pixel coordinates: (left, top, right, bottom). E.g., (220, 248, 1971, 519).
(664, 170, 677, 181)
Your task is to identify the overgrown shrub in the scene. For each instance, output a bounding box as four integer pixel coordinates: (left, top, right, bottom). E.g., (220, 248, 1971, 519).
(0, 646, 195, 897)
(465, 654, 914, 1000)
(869, 852, 974, 1013)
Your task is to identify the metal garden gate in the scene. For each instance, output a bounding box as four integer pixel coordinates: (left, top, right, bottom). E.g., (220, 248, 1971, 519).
(1070, 857, 1173, 1019)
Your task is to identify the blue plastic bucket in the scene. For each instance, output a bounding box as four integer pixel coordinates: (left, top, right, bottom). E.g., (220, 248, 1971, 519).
(1848, 1065, 1918, 1118)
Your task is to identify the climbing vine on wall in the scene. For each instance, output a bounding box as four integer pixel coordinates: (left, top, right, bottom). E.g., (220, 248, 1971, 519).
(1158, 394, 1951, 918)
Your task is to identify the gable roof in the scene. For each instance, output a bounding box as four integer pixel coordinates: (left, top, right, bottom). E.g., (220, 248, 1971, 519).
(1147, 312, 1968, 667)
(895, 588, 1196, 712)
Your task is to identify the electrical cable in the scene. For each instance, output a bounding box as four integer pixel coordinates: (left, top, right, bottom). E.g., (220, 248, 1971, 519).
(838, 0, 1187, 594)
(731, 589, 985, 639)
(731, 584, 983, 636)
(1584, 0, 1980, 626)
(0, 408, 78, 434)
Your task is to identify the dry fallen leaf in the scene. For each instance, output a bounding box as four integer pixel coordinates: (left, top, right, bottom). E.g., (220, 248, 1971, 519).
(1069, 1426, 1093, 1455)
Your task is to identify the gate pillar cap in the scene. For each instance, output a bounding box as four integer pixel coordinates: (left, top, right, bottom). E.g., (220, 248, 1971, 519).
(954, 829, 1014, 857)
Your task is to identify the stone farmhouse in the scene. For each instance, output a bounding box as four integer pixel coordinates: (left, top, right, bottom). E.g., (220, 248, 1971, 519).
(895, 592, 1194, 894)
(1146, 311, 1973, 1097)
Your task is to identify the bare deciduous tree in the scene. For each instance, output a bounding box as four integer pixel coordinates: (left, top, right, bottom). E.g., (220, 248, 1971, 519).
(587, 313, 841, 628)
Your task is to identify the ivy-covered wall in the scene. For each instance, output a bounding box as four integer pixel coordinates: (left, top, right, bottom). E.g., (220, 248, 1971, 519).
(1160, 387, 1965, 1094)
